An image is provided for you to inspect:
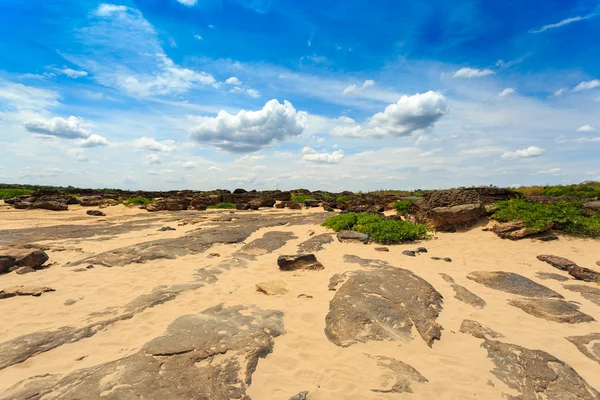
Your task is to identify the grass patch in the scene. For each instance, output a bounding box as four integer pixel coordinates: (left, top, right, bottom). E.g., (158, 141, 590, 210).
(394, 199, 414, 216)
(0, 189, 34, 199)
(336, 195, 352, 204)
(322, 212, 429, 244)
(514, 181, 600, 198)
(320, 193, 333, 200)
(493, 198, 600, 238)
(124, 196, 154, 206)
(208, 202, 236, 209)
(291, 193, 314, 202)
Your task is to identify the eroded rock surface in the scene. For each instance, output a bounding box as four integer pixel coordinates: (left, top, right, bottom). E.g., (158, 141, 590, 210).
(325, 268, 443, 347)
(278, 254, 324, 271)
(536, 272, 569, 282)
(0, 285, 55, 300)
(566, 333, 600, 366)
(537, 255, 600, 282)
(337, 230, 369, 244)
(297, 233, 334, 253)
(370, 355, 428, 394)
(508, 298, 595, 324)
(467, 271, 563, 298)
(0, 304, 284, 400)
(491, 221, 553, 240)
(537, 255, 579, 270)
(242, 231, 298, 254)
(343, 254, 390, 268)
(563, 284, 600, 306)
(439, 273, 486, 308)
(256, 280, 289, 296)
(459, 320, 503, 339)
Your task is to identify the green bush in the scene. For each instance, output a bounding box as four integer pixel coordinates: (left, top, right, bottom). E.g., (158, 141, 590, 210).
(394, 199, 414, 216)
(208, 202, 237, 209)
(291, 193, 314, 202)
(336, 195, 352, 204)
(124, 196, 154, 206)
(493, 198, 600, 238)
(322, 212, 429, 244)
(320, 193, 333, 200)
(0, 189, 34, 199)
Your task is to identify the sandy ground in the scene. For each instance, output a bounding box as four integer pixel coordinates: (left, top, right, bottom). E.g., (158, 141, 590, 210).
(0, 203, 599, 399)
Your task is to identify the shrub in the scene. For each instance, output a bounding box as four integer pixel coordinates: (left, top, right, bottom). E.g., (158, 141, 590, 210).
(336, 195, 352, 204)
(514, 181, 600, 199)
(493, 198, 600, 238)
(124, 196, 154, 206)
(394, 199, 414, 216)
(320, 193, 333, 200)
(291, 193, 314, 202)
(208, 202, 236, 209)
(322, 212, 429, 244)
(0, 189, 34, 199)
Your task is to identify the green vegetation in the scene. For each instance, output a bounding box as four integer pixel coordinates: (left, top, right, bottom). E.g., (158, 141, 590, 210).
(515, 181, 600, 198)
(322, 213, 429, 244)
(335, 195, 352, 204)
(493, 198, 600, 238)
(291, 193, 314, 202)
(394, 199, 414, 216)
(208, 202, 237, 209)
(0, 188, 34, 199)
(320, 193, 333, 200)
(124, 196, 154, 206)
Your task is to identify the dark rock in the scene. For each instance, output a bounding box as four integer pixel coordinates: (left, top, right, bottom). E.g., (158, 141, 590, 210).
(508, 298, 595, 323)
(9, 249, 49, 269)
(275, 202, 285, 209)
(370, 355, 428, 394)
(233, 188, 247, 194)
(243, 231, 298, 254)
(535, 272, 570, 282)
(563, 285, 600, 306)
(64, 298, 78, 306)
(569, 266, 600, 282)
(537, 254, 579, 271)
(86, 210, 106, 217)
(566, 333, 600, 366)
(416, 247, 428, 253)
(537, 255, 600, 282)
(78, 196, 104, 207)
(459, 320, 503, 339)
(285, 201, 302, 210)
(297, 233, 333, 253)
(278, 254, 324, 271)
(289, 391, 309, 400)
(248, 198, 276, 208)
(402, 250, 416, 257)
(492, 220, 554, 240)
(0, 305, 284, 400)
(297, 294, 313, 299)
(336, 230, 369, 244)
(452, 284, 486, 309)
(15, 266, 36, 275)
(323, 205, 334, 212)
(467, 271, 563, 298)
(0, 256, 16, 274)
(304, 199, 320, 207)
(325, 267, 443, 347)
(158, 226, 175, 232)
(0, 285, 55, 300)
(343, 254, 390, 268)
(431, 256, 442, 260)
(443, 257, 452, 262)
(470, 187, 523, 204)
(146, 198, 189, 212)
(375, 247, 389, 252)
(328, 274, 346, 291)
(535, 233, 559, 241)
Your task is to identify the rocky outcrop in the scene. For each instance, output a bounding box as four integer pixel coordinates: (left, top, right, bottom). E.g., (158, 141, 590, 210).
(0, 285, 55, 299)
(470, 187, 523, 204)
(13, 198, 69, 211)
(297, 233, 334, 253)
(0, 248, 49, 273)
(467, 271, 563, 298)
(564, 285, 600, 306)
(537, 255, 579, 270)
(566, 333, 600, 366)
(256, 280, 289, 295)
(535, 272, 570, 282)
(77, 196, 105, 207)
(439, 274, 486, 309)
(370, 355, 428, 394)
(537, 255, 600, 282)
(278, 254, 324, 271)
(459, 320, 503, 339)
(242, 231, 297, 255)
(508, 298, 595, 323)
(325, 268, 443, 347)
(336, 230, 369, 244)
(0, 305, 284, 400)
(490, 220, 554, 240)
(146, 198, 189, 212)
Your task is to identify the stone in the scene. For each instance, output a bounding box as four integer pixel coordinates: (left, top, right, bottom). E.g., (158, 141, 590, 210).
(443, 257, 452, 262)
(0, 256, 16, 274)
(15, 266, 35, 275)
(256, 280, 289, 296)
(275, 202, 285, 209)
(0, 305, 284, 400)
(297, 233, 333, 253)
(77, 196, 104, 207)
(467, 271, 563, 298)
(508, 298, 595, 323)
(6, 249, 49, 269)
(208, 253, 220, 258)
(492, 221, 554, 240)
(416, 247, 427, 253)
(285, 201, 302, 210)
(537, 254, 578, 271)
(597, 261, 600, 267)
(328, 274, 346, 291)
(86, 209, 106, 217)
(431, 256, 442, 260)
(343, 254, 389, 268)
(402, 250, 416, 257)
(278, 254, 324, 271)
(0, 285, 55, 300)
(430, 204, 486, 231)
(563, 285, 600, 306)
(566, 333, 600, 366)
(583, 200, 600, 210)
(375, 246, 389, 252)
(297, 294, 313, 299)
(64, 298, 78, 306)
(323, 206, 334, 212)
(535, 233, 559, 241)
(336, 230, 369, 244)
(146, 198, 189, 212)
(370, 355, 428, 394)
(481, 339, 599, 400)
(459, 320, 503, 339)
(535, 272, 570, 282)
(325, 267, 443, 348)
(158, 226, 175, 231)
(451, 284, 486, 309)
(289, 391, 309, 400)
(569, 266, 600, 282)
(243, 231, 298, 254)
(304, 199, 320, 207)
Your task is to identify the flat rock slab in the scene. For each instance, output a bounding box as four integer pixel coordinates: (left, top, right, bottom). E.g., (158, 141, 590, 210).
(337, 230, 369, 244)
(325, 268, 443, 347)
(0, 285, 55, 299)
(242, 231, 298, 254)
(343, 254, 390, 268)
(566, 333, 600, 366)
(535, 272, 570, 282)
(278, 254, 324, 271)
(563, 284, 600, 306)
(482, 339, 600, 400)
(508, 298, 595, 324)
(370, 355, 428, 394)
(537, 255, 578, 270)
(467, 271, 563, 299)
(0, 304, 284, 400)
(289, 391, 309, 400)
(256, 280, 289, 296)
(459, 320, 503, 339)
(451, 284, 486, 309)
(297, 233, 334, 253)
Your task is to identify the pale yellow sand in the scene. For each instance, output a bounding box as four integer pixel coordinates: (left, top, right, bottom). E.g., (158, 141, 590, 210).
(0, 204, 599, 399)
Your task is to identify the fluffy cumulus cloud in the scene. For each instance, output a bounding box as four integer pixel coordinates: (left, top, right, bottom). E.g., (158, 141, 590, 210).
(499, 88, 516, 97)
(302, 147, 345, 164)
(190, 99, 307, 152)
(24, 116, 91, 139)
(146, 154, 161, 164)
(452, 68, 495, 79)
(577, 125, 597, 132)
(60, 68, 88, 78)
(79, 134, 108, 147)
(501, 146, 545, 159)
(134, 137, 177, 152)
(225, 77, 242, 86)
(331, 91, 448, 138)
(573, 80, 600, 92)
(342, 79, 375, 96)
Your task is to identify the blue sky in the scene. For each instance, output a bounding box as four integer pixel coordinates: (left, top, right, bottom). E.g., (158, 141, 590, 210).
(0, 0, 599, 191)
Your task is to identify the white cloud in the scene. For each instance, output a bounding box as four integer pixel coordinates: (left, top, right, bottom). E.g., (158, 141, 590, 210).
(78, 134, 109, 148)
(208, 165, 223, 171)
(331, 91, 448, 138)
(147, 154, 161, 164)
(252, 165, 267, 171)
(238, 155, 265, 161)
(181, 161, 196, 169)
(534, 168, 561, 175)
(133, 137, 176, 152)
(194, 34, 203, 40)
(529, 13, 598, 33)
(0, 80, 59, 111)
(24, 116, 91, 139)
(460, 146, 504, 156)
(177, 0, 197, 5)
(573, 80, 600, 92)
(577, 125, 597, 132)
(225, 77, 242, 86)
(95, 4, 128, 16)
(574, 137, 600, 143)
(554, 88, 567, 96)
(452, 68, 495, 79)
(246, 88, 260, 98)
(67, 148, 88, 162)
(122, 174, 137, 184)
(342, 79, 375, 96)
(190, 99, 307, 152)
(302, 148, 345, 164)
(499, 88, 516, 97)
(61, 68, 88, 78)
(501, 146, 545, 159)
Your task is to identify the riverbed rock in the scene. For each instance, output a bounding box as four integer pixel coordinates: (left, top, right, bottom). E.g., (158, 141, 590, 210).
(0, 256, 16, 274)
(256, 280, 289, 296)
(78, 196, 104, 207)
(336, 230, 370, 244)
(459, 320, 503, 339)
(370, 355, 428, 394)
(492, 221, 554, 240)
(535, 272, 570, 282)
(86, 210, 106, 217)
(563, 285, 600, 306)
(566, 333, 600, 366)
(537, 255, 579, 271)
(297, 233, 333, 253)
(467, 271, 563, 298)
(325, 267, 443, 347)
(508, 298, 595, 323)
(0, 285, 55, 299)
(278, 254, 324, 271)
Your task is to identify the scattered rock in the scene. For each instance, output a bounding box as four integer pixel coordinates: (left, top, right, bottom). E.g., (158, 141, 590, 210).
(304, 199, 321, 207)
(459, 320, 503, 339)
(0, 256, 16, 274)
(508, 298, 595, 323)
(535, 232, 559, 241)
(536, 255, 600, 282)
(375, 247, 389, 252)
(289, 391, 309, 400)
(452, 284, 486, 309)
(432, 256, 452, 262)
(64, 299, 78, 306)
(566, 333, 600, 366)
(491, 221, 554, 240)
(158, 226, 175, 231)
(323, 206, 334, 212)
(285, 201, 302, 210)
(370, 355, 428, 394)
(86, 210, 106, 217)
(208, 253, 220, 258)
(5, 249, 50, 269)
(467, 271, 563, 298)
(336, 230, 369, 244)
(278, 254, 324, 271)
(343, 254, 389, 268)
(15, 266, 35, 275)
(275, 202, 285, 209)
(569, 266, 600, 282)
(325, 267, 443, 347)
(0, 285, 55, 299)
(535, 272, 570, 282)
(431, 256, 441, 261)
(297, 294, 313, 299)
(416, 247, 427, 253)
(256, 280, 289, 296)
(563, 285, 600, 306)
(402, 250, 416, 257)
(297, 233, 333, 253)
(443, 257, 452, 262)
(537, 254, 578, 271)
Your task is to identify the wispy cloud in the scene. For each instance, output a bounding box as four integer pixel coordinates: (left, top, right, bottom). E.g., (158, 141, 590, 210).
(451, 67, 495, 79)
(530, 13, 598, 33)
